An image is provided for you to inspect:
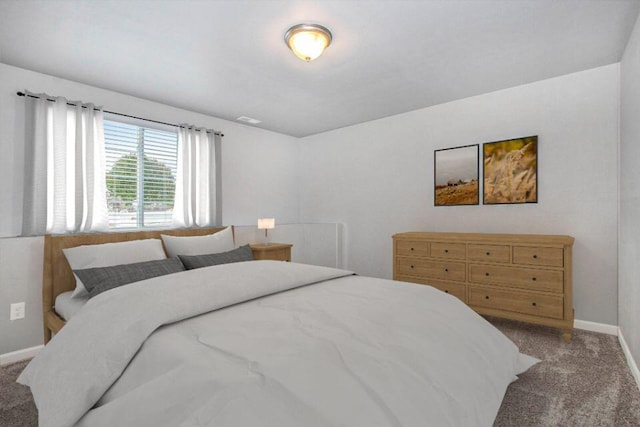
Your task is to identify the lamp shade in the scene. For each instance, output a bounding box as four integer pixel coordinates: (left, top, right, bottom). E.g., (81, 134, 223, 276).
(257, 218, 275, 230)
(284, 24, 332, 62)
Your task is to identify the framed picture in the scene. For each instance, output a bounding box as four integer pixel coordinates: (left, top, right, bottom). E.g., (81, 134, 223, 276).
(434, 144, 479, 206)
(483, 136, 538, 204)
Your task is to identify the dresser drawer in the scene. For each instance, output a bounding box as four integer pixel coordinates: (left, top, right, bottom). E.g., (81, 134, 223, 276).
(396, 240, 429, 257)
(469, 264, 563, 293)
(513, 246, 563, 267)
(429, 281, 466, 302)
(469, 285, 563, 319)
(396, 258, 466, 281)
(396, 275, 466, 303)
(468, 244, 510, 263)
(430, 242, 466, 260)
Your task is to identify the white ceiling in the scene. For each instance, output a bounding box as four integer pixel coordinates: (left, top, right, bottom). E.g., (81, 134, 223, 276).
(1, 0, 639, 137)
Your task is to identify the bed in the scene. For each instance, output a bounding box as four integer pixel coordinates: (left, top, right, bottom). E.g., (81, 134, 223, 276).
(21, 227, 537, 427)
(41, 227, 228, 342)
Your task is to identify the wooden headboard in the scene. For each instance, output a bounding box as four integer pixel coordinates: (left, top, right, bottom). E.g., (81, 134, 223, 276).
(42, 226, 229, 343)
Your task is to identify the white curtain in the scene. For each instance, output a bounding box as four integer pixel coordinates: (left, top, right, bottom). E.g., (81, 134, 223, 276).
(22, 91, 108, 235)
(172, 125, 220, 227)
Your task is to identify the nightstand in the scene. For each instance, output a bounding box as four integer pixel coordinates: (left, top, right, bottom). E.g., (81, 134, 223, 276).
(250, 243, 292, 262)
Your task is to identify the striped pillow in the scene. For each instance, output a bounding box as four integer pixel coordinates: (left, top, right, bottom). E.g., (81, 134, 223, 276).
(74, 258, 185, 298)
(178, 245, 253, 270)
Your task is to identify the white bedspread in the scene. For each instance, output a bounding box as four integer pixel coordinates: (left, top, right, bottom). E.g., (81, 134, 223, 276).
(53, 291, 88, 320)
(19, 261, 537, 427)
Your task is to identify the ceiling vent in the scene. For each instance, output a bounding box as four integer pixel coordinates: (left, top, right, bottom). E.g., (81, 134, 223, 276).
(236, 116, 261, 125)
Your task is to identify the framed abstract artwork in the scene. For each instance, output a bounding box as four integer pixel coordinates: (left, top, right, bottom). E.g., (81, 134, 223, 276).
(434, 144, 479, 206)
(483, 136, 538, 204)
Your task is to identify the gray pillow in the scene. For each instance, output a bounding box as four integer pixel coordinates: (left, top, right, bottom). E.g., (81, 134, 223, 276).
(74, 258, 185, 298)
(178, 244, 254, 270)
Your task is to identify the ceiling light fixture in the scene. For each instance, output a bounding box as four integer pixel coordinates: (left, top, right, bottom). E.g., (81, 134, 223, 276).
(284, 23, 332, 62)
(236, 116, 261, 124)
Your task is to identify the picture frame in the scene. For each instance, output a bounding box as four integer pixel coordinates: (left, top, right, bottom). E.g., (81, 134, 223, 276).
(483, 136, 538, 205)
(434, 144, 479, 206)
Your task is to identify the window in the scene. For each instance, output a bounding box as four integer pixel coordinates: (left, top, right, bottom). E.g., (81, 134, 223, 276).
(104, 118, 178, 229)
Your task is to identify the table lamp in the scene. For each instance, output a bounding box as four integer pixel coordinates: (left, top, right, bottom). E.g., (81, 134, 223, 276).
(257, 218, 275, 244)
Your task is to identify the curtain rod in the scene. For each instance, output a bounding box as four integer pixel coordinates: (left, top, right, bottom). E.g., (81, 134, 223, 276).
(16, 91, 224, 137)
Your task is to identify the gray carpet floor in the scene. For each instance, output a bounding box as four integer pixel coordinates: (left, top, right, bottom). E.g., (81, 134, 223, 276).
(1, 317, 639, 426)
(0, 360, 36, 427)
(491, 317, 640, 426)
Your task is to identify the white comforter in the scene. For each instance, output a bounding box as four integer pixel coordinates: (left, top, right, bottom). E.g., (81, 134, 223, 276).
(19, 261, 537, 427)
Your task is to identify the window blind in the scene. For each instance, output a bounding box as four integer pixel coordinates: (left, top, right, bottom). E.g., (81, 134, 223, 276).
(104, 119, 178, 229)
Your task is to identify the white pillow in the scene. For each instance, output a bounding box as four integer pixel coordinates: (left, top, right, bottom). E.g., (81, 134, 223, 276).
(63, 239, 167, 299)
(161, 227, 235, 258)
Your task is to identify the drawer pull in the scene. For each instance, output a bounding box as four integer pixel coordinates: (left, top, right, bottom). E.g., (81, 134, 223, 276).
(532, 277, 537, 281)
(485, 295, 490, 299)
(486, 252, 491, 256)
(444, 249, 449, 253)
(444, 268, 449, 272)
(410, 247, 414, 251)
(444, 290, 449, 293)
(485, 272, 490, 276)
(532, 302, 537, 307)
(410, 265, 414, 269)
(533, 254, 538, 259)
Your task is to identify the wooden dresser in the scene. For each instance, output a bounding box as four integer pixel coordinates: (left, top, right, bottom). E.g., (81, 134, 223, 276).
(393, 232, 574, 341)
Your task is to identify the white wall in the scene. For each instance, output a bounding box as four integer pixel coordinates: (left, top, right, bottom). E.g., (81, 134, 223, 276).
(0, 62, 301, 236)
(0, 63, 301, 354)
(620, 14, 640, 370)
(234, 223, 343, 268)
(0, 236, 44, 354)
(299, 64, 620, 325)
(0, 60, 625, 354)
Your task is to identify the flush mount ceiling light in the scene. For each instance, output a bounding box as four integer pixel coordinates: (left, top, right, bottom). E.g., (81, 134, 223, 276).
(284, 23, 332, 62)
(236, 116, 261, 124)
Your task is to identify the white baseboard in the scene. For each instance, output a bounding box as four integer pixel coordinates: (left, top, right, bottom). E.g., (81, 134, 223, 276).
(574, 319, 619, 336)
(618, 328, 640, 391)
(0, 345, 43, 367)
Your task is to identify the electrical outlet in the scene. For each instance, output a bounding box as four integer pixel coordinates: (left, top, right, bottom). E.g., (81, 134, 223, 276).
(10, 302, 25, 321)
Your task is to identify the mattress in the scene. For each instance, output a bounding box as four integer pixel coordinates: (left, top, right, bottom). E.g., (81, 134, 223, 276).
(54, 291, 88, 321)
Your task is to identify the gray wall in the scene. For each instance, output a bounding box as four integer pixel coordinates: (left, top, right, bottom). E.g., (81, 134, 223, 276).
(299, 64, 620, 325)
(620, 14, 640, 368)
